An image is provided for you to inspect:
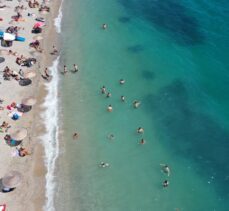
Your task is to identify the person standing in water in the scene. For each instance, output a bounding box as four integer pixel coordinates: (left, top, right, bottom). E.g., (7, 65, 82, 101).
(102, 23, 107, 29)
(107, 104, 113, 112)
(119, 79, 125, 84)
(63, 65, 68, 74)
(73, 132, 79, 140)
(160, 164, 170, 176)
(101, 86, 106, 94)
(121, 96, 125, 102)
(140, 138, 146, 144)
(163, 180, 169, 188)
(72, 64, 79, 73)
(137, 127, 144, 134)
(133, 100, 141, 108)
(106, 92, 111, 98)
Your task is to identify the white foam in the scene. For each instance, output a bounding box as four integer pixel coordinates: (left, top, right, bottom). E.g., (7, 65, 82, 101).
(54, 0, 64, 33)
(41, 56, 60, 211)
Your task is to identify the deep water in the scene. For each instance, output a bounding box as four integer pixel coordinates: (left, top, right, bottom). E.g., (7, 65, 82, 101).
(54, 0, 229, 210)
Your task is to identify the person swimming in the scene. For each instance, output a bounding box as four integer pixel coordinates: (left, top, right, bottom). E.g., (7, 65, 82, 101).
(107, 104, 113, 112)
(106, 92, 111, 98)
(137, 127, 144, 134)
(102, 23, 107, 29)
(133, 100, 141, 108)
(107, 134, 115, 140)
(121, 96, 125, 102)
(119, 79, 125, 84)
(163, 180, 169, 188)
(101, 86, 106, 94)
(160, 164, 170, 176)
(99, 162, 109, 168)
(140, 138, 146, 144)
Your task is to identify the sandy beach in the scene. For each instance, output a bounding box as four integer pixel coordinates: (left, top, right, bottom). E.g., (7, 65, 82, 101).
(0, 0, 60, 210)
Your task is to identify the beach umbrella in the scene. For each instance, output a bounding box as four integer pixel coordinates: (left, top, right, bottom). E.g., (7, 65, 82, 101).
(0, 57, 5, 63)
(33, 22, 44, 29)
(21, 97, 36, 106)
(10, 128, 27, 140)
(24, 71, 36, 79)
(2, 171, 23, 188)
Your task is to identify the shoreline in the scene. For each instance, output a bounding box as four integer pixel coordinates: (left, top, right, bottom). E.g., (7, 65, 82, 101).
(0, 0, 61, 210)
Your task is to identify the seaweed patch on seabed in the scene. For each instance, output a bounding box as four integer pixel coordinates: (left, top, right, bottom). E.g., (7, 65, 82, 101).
(118, 0, 205, 46)
(127, 45, 144, 53)
(141, 70, 155, 80)
(143, 80, 229, 198)
(118, 16, 131, 23)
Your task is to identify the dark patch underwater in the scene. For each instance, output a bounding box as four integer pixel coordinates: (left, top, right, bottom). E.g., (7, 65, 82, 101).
(118, 0, 205, 46)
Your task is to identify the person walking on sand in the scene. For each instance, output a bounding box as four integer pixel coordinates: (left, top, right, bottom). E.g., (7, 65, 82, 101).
(72, 64, 79, 73)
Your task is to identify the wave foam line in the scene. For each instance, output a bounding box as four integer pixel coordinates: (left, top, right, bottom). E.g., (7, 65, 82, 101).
(42, 56, 60, 211)
(54, 0, 64, 33)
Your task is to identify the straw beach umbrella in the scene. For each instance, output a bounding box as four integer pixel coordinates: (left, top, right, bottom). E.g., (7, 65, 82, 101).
(2, 171, 23, 188)
(10, 128, 27, 140)
(21, 97, 37, 106)
(24, 71, 36, 79)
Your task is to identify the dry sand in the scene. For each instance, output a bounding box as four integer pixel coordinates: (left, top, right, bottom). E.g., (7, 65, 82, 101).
(0, 0, 61, 210)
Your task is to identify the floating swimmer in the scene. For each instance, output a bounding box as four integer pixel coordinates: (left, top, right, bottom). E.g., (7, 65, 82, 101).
(106, 92, 111, 98)
(140, 138, 146, 145)
(107, 104, 113, 112)
(137, 127, 144, 134)
(102, 23, 107, 29)
(99, 162, 110, 168)
(119, 79, 125, 84)
(160, 164, 170, 176)
(101, 86, 106, 94)
(73, 132, 79, 140)
(133, 100, 141, 108)
(107, 134, 115, 140)
(163, 180, 169, 188)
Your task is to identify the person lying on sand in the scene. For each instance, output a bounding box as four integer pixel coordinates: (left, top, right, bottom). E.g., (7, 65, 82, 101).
(0, 121, 11, 132)
(16, 147, 31, 157)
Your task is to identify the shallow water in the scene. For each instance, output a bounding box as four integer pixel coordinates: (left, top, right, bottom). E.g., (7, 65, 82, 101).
(54, 0, 229, 210)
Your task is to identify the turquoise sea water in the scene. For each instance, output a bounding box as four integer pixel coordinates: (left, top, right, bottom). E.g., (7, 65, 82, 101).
(55, 0, 229, 210)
